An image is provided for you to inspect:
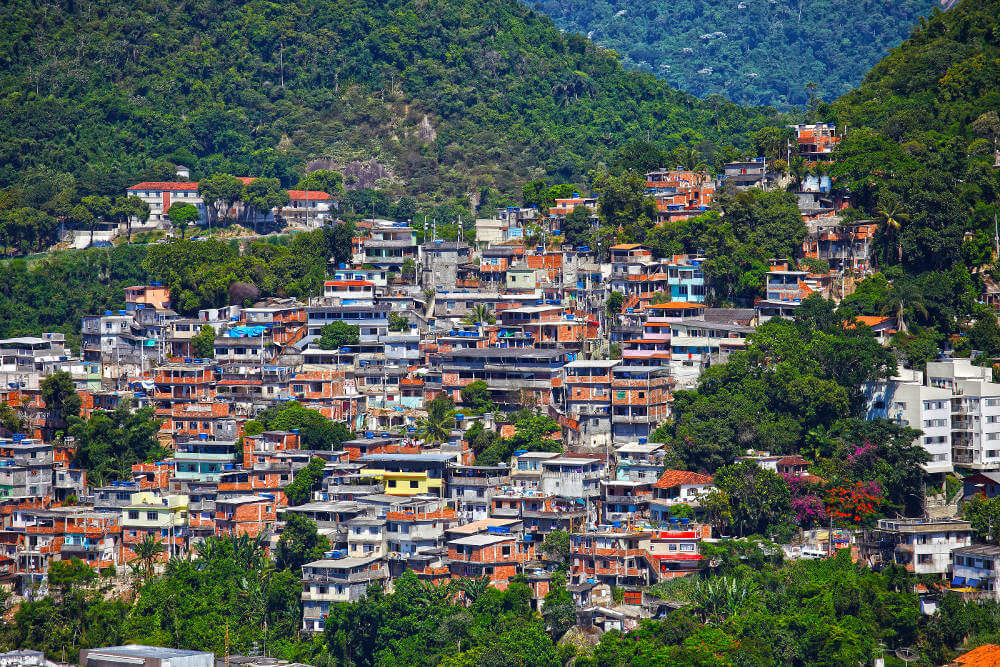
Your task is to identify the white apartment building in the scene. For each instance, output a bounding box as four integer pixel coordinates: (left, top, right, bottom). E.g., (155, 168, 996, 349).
(864, 368, 954, 474)
(926, 359, 1000, 471)
(540, 456, 606, 499)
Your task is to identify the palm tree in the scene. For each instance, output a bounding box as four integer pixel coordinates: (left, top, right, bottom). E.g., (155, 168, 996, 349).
(462, 303, 496, 327)
(417, 400, 456, 446)
(876, 198, 910, 265)
(788, 156, 809, 191)
(458, 575, 491, 605)
(132, 534, 164, 580)
(673, 146, 701, 171)
(881, 281, 928, 334)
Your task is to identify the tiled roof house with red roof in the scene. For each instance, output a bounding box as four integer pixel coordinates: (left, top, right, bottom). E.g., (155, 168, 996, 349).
(125, 178, 333, 228)
(650, 470, 715, 524)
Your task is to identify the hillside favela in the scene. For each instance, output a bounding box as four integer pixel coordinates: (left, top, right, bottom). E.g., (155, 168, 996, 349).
(1, 0, 1000, 664)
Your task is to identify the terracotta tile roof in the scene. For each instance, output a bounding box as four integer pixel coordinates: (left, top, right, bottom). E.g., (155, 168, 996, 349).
(953, 644, 1000, 666)
(777, 455, 810, 466)
(853, 315, 895, 328)
(287, 189, 333, 201)
(127, 177, 257, 191)
(609, 243, 643, 250)
(127, 181, 199, 191)
(653, 469, 713, 488)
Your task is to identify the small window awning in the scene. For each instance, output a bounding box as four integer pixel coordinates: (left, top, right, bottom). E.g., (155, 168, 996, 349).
(951, 576, 965, 587)
(968, 579, 980, 589)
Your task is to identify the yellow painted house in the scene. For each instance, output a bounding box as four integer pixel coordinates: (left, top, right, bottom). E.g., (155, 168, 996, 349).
(357, 453, 455, 496)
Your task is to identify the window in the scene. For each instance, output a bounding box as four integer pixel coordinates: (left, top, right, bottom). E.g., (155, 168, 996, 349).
(128, 511, 139, 520)
(146, 512, 158, 521)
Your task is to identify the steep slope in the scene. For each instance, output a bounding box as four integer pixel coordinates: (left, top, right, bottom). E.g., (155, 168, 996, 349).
(531, 0, 939, 108)
(820, 0, 1000, 273)
(833, 0, 1000, 137)
(0, 0, 774, 206)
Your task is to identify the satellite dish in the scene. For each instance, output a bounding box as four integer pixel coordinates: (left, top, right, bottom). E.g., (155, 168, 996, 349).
(894, 647, 919, 663)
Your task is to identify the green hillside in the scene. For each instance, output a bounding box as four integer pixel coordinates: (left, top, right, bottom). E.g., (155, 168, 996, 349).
(824, 0, 1000, 273)
(0, 0, 774, 210)
(531, 0, 938, 108)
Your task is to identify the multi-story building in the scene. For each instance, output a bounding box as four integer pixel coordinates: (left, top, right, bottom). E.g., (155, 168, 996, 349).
(790, 123, 841, 162)
(214, 495, 276, 537)
(540, 456, 605, 500)
(437, 347, 568, 409)
(860, 518, 972, 576)
(125, 181, 206, 224)
(358, 453, 455, 497)
(569, 530, 651, 588)
(509, 452, 561, 490)
(363, 222, 418, 270)
(647, 522, 712, 580)
(563, 360, 618, 449)
(802, 220, 876, 274)
(346, 516, 387, 559)
(613, 442, 666, 482)
(446, 465, 507, 521)
(280, 190, 336, 227)
(669, 318, 752, 388)
(174, 438, 239, 482)
(600, 480, 653, 525)
(864, 367, 955, 474)
(121, 492, 189, 563)
(422, 241, 472, 291)
(927, 359, 1000, 471)
(306, 301, 390, 343)
(385, 502, 458, 560)
(611, 365, 672, 443)
(447, 530, 534, 590)
(490, 492, 586, 538)
(301, 554, 389, 631)
(152, 362, 216, 413)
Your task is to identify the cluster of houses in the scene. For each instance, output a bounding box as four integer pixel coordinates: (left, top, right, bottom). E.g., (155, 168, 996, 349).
(6, 121, 1000, 633)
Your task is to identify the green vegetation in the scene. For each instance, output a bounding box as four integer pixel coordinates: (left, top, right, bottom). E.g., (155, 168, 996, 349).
(275, 514, 331, 572)
(283, 457, 327, 506)
(459, 380, 494, 414)
(69, 400, 169, 487)
(657, 305, 895, 470)
(244, 401, 354, 450)
(317, 321, 360, 350)
(40, 371, 81, 425)
(475, 411, 562, 465)
(646, 188, 806, 304)
(0, 0, 773, 223)
(534, 0, 938, 108)
(190, 325, 215, 358)
(417, 395, 458, 446)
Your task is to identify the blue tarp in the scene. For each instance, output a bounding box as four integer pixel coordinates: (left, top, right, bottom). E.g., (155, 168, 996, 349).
(227, 325, 267, 338)
(952, 576, 965, 587)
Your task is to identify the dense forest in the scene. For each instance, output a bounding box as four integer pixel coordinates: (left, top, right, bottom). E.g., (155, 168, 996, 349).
(0, 0, 778, 213)
(531, 0, 939, 108)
